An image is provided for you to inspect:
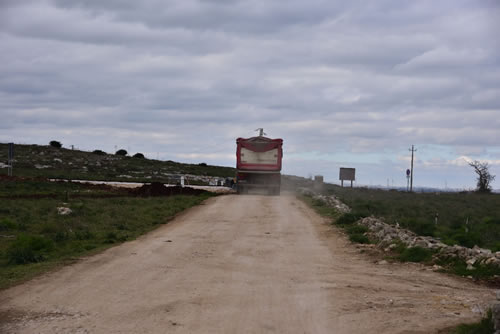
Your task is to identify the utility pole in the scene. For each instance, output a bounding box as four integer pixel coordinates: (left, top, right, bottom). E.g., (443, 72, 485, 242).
(7, 143, 14, 177)
(409, 145, 417, 192)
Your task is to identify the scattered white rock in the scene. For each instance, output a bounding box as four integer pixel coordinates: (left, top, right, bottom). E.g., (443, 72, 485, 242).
(377, 260, 388, 265)
(466, 258, 477, 265)
(57, 207, 72, 215)
(297, 189, 351, 213)
(471, 304, 484, 314)
(35, 164, 51, 169)
(300, 188, 500, 269)
(466, 264, 476, 271)
(53, 158, 62, 163)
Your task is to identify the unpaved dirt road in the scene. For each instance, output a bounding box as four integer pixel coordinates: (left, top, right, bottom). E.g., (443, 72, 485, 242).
(0, 195, 496, 333)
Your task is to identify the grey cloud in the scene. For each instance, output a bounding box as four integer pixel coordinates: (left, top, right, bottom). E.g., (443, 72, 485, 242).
(0, 0, 499, 188)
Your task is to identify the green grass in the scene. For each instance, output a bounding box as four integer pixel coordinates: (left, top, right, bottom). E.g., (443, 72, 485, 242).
(300, 194, 341, 220)
(348, 233, 371, 244)
(443, 310, 494, 334)
(0, 193, 215, 289)
(301, 193, 500, 280)
(397, 246, 434, 263)
(324, 185, 500, 251)
(435, 257, 500, 280)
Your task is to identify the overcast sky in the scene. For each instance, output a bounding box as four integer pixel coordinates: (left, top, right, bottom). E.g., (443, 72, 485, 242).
(1, 0, 499, 189)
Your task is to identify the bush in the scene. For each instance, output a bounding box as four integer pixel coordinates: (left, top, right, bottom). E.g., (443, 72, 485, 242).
(133, 153, 145, 159)
(452, 231, 483, 248)
(440, 258, 500, 279)
(49, 140, 62, 148)
(346, 224, 368, 235)
(92, 150, 106, 155)
(0, 218, 16, 231)
(349, 233, 370, 244)
(449, 309, 494, 334)
(115, 149, 128, 156)
(7, 234, 54, 264)
(312, 198, 325, 207)
(336, 213, 359, 225)
(398, 246, 433, 263)
(198, 162, 208, 166)
(401, 218, 436, 237)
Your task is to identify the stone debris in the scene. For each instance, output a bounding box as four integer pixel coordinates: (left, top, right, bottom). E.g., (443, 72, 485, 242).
(299, 188, 500, 268)
(358, 216, 500, 268)
(298, 188, 350, 213)
(57, 207, 72, 215)
(466, 264, 476, 271)
(35, 164, 51, 169)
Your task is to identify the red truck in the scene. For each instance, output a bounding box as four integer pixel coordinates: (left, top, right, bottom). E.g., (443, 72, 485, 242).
(236, 129, 283, 195)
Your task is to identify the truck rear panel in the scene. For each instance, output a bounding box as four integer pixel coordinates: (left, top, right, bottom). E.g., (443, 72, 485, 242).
(236, 136, 282, 171)
(236, 135, 283, 195)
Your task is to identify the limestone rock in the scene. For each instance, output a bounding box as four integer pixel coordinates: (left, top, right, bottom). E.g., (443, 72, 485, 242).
(57, 207, 72, 215)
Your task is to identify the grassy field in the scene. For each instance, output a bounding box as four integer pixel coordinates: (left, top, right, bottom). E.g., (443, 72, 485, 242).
(0, 143, 235, 182)
(0, 179, 215, 289)
(323, 184, 500, 252)
(301, 192, 500, 281)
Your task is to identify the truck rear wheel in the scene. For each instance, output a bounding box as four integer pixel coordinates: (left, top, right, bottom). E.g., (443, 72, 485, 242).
(237, 185, 247, 194)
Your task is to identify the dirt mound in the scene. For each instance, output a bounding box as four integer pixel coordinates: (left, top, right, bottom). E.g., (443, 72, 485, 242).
(130, 182, 208, 197)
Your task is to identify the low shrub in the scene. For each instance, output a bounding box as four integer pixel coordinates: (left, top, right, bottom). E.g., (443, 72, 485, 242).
(311, 198, 325, 207)
(133, 153, 145, 159)
(401, 218, 436, 237)
(448, 309, 493, 333)
(92, 150, 106, 155)
(349, 233, 370, 244)
(336, 213, 359, 225)
(398, 246, 433, 263)
(7, 234, 54, 264)
(104, 231, 117, 243)
(438, 258, 500, 279)
(49, 140, 62, 148)
(452, 231, 483, 248)
(115, 149, 127, 156)
(346, 224, 368, 235)
(0, 218, 16, 231)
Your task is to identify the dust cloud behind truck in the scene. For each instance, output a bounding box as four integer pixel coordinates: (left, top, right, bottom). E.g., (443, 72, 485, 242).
(235, 130, 283, 195)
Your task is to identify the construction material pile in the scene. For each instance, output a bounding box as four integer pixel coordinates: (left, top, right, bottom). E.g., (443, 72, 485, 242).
(130, 182, 208, 197)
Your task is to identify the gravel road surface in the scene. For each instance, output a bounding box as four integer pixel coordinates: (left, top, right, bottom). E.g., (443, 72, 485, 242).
(0, 195, 495, 333)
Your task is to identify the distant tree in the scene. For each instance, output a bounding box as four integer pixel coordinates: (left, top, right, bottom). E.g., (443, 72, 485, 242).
(469, 160, 495, 193)
(133, 153, 145, 159)
(92, 150, 107, 155)
(198, 162, 207, 166)
(49, 140, 62, 148)
(115, 149, 128, 156)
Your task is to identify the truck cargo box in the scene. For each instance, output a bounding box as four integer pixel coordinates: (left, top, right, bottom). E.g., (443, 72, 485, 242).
(236, 134, 283, 195)
(236, 136, 283, 171)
